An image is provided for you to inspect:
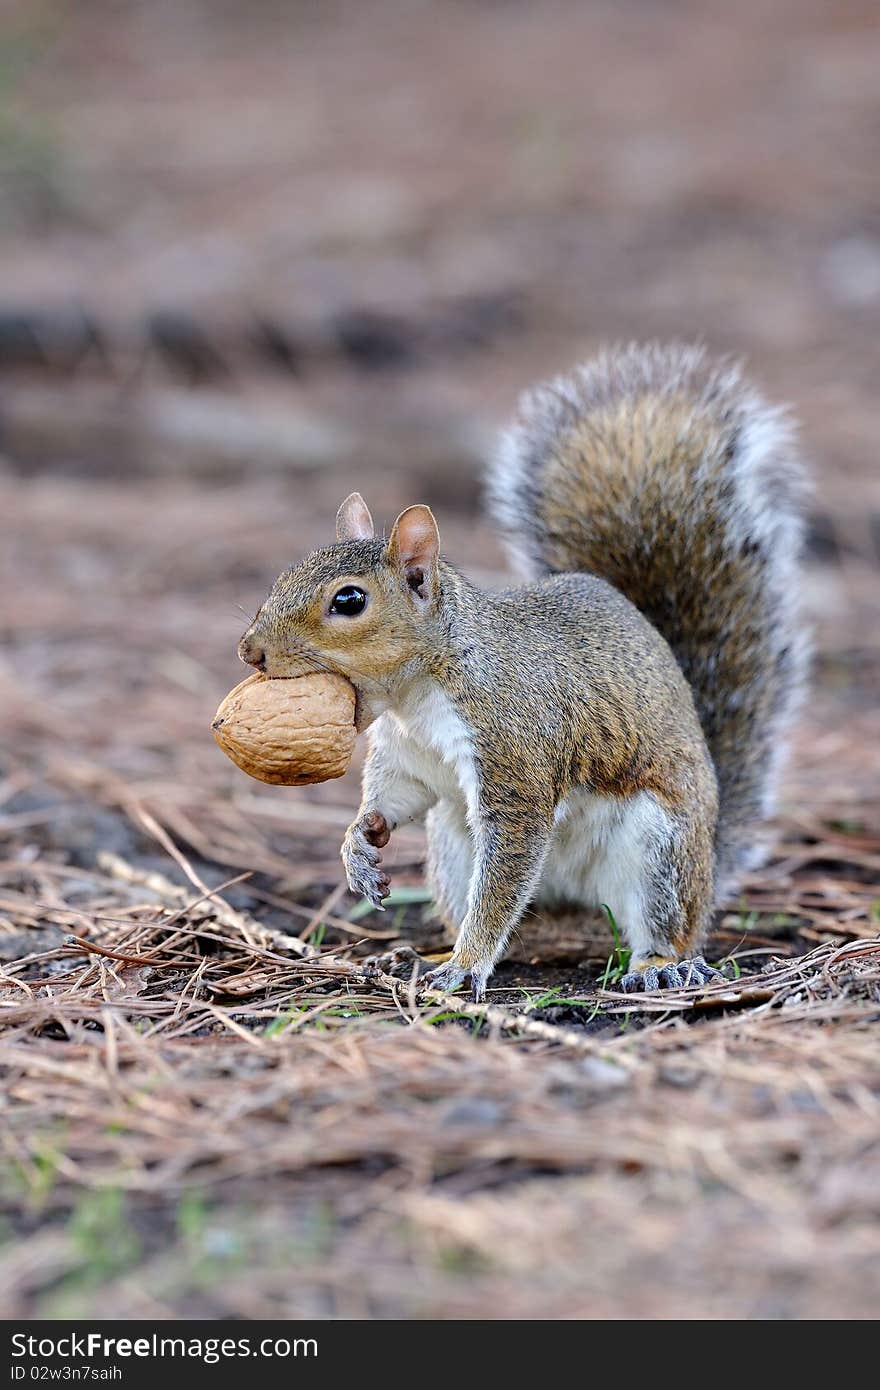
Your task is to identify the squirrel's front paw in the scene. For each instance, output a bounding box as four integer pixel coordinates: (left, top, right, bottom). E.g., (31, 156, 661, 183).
(421, 956, 492, 1003)
(341, 813, 392, 910)
(363, 944, 432, 980)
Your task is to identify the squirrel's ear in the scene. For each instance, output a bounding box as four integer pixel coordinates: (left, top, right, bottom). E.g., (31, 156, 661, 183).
(336, 492, 375, 542)
(386, 505, 440, 602)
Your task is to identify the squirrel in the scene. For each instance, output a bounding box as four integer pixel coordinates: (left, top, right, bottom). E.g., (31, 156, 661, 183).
(238, 342, 808, 999)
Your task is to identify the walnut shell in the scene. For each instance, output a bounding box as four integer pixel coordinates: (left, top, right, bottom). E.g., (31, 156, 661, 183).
(212, 672, 356, 786)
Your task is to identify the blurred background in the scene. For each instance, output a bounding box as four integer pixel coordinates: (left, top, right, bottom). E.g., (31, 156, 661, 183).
(2, 0, 878, 844)
(2, 0, 879, 950)
(2, 4, 879, 598)
(2, 0, 878, 739)
(1, 0, 879, 1322)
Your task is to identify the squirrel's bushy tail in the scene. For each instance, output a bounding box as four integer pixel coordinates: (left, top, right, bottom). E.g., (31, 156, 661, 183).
(487, 342, 809, 890)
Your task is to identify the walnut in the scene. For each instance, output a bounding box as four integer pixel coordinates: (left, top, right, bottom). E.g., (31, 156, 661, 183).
(212, 672, 356, 785)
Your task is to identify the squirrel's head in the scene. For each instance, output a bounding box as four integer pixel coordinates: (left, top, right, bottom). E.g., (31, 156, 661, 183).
(237, 493, 442, 690)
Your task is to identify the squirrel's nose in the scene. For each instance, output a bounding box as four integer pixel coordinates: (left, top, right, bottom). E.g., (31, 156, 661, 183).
(238, 633, 265, 670)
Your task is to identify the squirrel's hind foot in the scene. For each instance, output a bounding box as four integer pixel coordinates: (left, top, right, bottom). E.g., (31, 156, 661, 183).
(619, 956, 722, 993)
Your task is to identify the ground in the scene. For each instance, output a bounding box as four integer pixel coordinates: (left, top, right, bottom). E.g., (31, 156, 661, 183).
(0, 0, 879, 1320)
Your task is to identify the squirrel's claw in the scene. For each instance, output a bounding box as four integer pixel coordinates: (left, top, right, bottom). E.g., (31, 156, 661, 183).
(345, 857, 390, 910)
(618, 956, 723, 993)
(420, 959, 490, 1002)
(364, 949, 490, 1002)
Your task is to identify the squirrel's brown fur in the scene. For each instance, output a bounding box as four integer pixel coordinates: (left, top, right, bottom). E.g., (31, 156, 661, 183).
(238, 343, 807, 997)
(489, 342, 809, 888)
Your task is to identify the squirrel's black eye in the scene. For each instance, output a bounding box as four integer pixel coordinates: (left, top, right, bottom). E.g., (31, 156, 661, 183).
(329, 584, 368, 617)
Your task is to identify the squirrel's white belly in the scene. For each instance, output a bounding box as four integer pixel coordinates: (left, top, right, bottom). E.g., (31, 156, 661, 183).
(383, 681, 480, 825)
(538, 787, 673, 924)
(377, 678, 672, 959)
(538, 791, 625, 906)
